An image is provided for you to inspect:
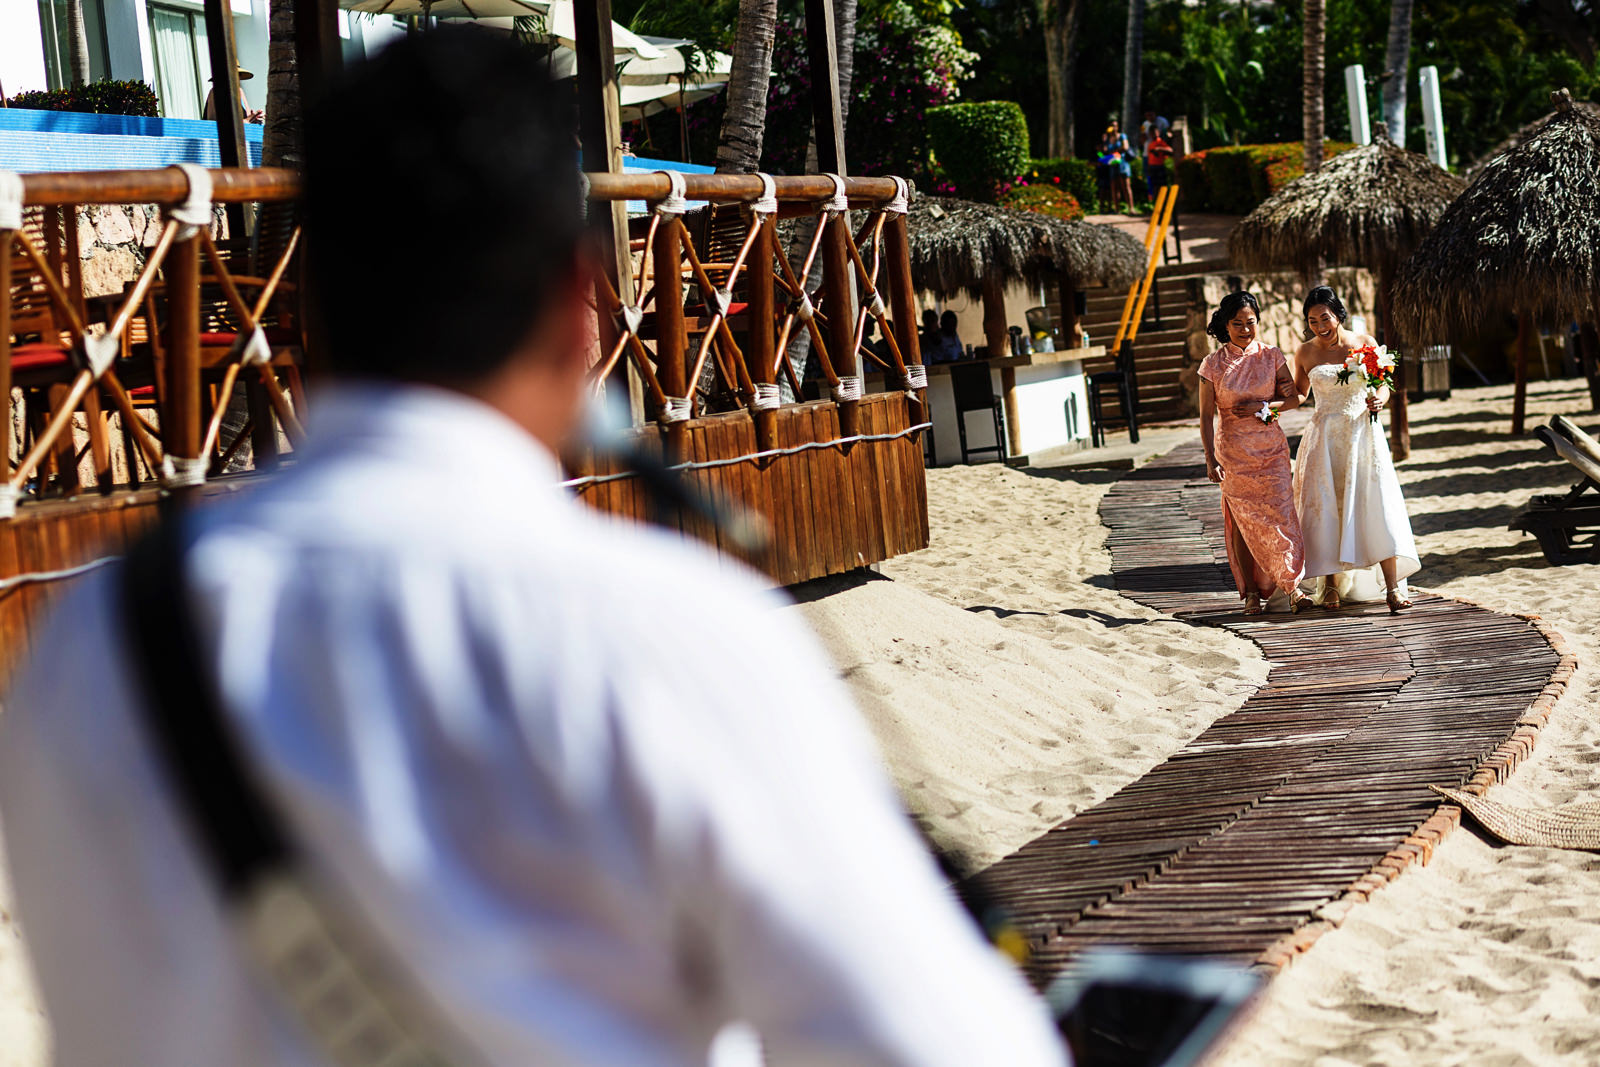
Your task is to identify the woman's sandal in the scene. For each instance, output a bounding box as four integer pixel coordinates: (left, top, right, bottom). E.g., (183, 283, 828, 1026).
(1243, 591, 1264, 616)
(1387, 588, 1413, 614)
(1323, 589, 1342, 610)
(1290, 591, 1314, 614)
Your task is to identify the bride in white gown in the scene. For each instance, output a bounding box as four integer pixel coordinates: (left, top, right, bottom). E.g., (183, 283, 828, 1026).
(1291, 286, 1420, 612)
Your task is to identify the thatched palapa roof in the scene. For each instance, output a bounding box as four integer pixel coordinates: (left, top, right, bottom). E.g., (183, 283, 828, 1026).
(1393, 90, 1600, 345)
(1229, 125, 1465, 282)
(903, 196, 1145, 298)
(1465, 100, 1600, 181)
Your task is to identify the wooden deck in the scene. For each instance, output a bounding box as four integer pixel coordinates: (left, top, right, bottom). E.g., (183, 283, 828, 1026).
(971, 435, 1574, 987)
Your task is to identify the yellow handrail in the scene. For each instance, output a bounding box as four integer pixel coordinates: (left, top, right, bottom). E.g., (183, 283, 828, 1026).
(1111, 184, 1171, 351)
(1128, 186, 1180, 344)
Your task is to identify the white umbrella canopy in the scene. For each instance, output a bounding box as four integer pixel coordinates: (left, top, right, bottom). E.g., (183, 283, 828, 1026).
(535, 1, 663, 59)
(619, 36, 732, 85)
(619, 80, 727, 121)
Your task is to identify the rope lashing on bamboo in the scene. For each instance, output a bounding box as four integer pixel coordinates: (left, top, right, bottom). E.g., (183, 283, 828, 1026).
(659, 396, 692, 423)
(560, 421, 934, 491)
(240, 325, 273, 367)
(831, 376, 863, 402)
(752, 382, 782, 410)
(78, 332, 120, 379)
(884, 176, 911, 216)
(0, 171, 22, 231)
(867, 291, 888, 319)
(653, 170, 690, 216)
(745, 173, 778, 218)
(617, 303, 644, 338)
(0, 484, 16, 521)
(820, 173, 849, 215)
(792, 291, 816, 323)
(576, 172, 590, 221)
(165, 163, 213, 241)
(903, 364, 928, 390)
(160, 454, 208, 489)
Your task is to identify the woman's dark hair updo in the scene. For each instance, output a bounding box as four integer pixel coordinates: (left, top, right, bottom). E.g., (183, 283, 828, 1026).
(1207, 291, 1261, 345)
(1303, 285, 1349, 324)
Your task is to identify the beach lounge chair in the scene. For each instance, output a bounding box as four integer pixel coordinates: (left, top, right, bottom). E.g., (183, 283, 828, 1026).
(1512, 415, 1600, 564)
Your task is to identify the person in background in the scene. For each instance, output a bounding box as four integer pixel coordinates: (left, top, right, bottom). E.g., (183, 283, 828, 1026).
(203, 66, 264, 123)
(861, 316, 894, 365)
(920, 307, 941, 353)
(1138, 110, 1170, 156)
(0, 30, 1068, 1067)
(929, 309, 967, 363)
(1099, 121, 1134, 211)
(1144, 126, 1173, 201)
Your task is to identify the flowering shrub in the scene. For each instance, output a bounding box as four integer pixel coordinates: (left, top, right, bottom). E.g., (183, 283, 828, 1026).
(998, 183, 1084, 221)
(6, 80, 158, 117)
(1027, 158, 1099, 214)
(927, 100, 1030, 201)
(762, 4, 975, 182)
(1176, 142, 1357, 213)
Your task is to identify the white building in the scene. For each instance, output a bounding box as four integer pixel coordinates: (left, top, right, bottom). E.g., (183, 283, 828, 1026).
(1, 1, 405, 121)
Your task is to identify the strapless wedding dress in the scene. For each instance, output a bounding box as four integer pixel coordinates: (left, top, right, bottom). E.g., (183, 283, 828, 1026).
(1293, 363, 1419, 602)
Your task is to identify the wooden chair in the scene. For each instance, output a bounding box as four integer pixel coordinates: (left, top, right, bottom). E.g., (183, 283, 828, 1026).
(1086, 338, 1140, 448)
(949, 359, 1006, 465)
(1513, 415, 1600, 564)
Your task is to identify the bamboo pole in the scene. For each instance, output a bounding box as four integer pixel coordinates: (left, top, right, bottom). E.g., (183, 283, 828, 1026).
(1513, 312, 1531, 437)
(653, 214, 688, 457)
(820, 212, 860, 437)
(747, 217, 778, 452)
(166, 235, 203, 485)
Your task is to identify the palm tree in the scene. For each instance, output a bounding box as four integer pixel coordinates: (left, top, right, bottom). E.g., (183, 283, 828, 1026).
(65, 0, 91, 85)
(1120, 0, 1145, 136)
(263, 0, 303, 169)
(1382, 0, 1413, 147)
(1042, 0, 1085, 158)
(715, 0, 779, 173)
(1303, 0, 1325, 175)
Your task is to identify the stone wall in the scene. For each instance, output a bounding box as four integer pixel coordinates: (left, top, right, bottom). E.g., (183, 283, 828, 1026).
(73, 204, 231, 298)
(1178, 266, 1376, 414)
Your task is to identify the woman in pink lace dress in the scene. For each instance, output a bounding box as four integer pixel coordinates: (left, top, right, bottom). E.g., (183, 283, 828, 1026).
(1197, 292, 1310, 615)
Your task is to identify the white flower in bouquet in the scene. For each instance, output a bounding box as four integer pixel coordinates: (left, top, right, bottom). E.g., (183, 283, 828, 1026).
(1255, 401, 1278, 424)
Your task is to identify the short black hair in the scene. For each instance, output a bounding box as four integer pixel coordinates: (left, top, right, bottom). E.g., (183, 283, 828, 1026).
(939, 310, 958, 332)
(1303, 285, 1349, 324)
(921, 308, 938, 328)
(304, 30, 584, 384)
(1207, 291, 1260, 345)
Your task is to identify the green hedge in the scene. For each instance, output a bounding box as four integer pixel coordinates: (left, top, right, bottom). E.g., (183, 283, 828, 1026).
(1026, 157, 1099, 214)
(927, 101, 1031, 201)
(6, 80, 159, 117)
(1176, 142, 1357, 213)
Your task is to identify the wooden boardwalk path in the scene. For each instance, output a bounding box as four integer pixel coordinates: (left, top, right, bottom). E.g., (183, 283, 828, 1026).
(971, 436, 1575, 987)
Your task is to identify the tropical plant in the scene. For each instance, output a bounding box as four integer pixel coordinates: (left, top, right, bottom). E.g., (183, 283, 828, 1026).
(1303, 0, 1325, 174)
(7, 80, 158, 116)
(1382, 0, 1414, 146)
(716, 0, 779, 172)
(928, 100, 1031, 199)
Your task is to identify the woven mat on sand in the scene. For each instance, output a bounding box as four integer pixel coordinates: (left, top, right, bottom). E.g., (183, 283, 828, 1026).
(1431, 785, 1600, 851)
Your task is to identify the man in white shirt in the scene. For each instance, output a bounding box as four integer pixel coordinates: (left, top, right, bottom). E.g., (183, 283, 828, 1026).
(0, 30, 1067, 1067)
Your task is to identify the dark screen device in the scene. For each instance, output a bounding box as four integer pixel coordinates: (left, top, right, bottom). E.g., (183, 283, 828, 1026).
(1046, 950, 1263, 1067)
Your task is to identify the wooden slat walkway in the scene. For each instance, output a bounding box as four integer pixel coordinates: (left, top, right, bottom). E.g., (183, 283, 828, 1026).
(970, 436, 1573, 987)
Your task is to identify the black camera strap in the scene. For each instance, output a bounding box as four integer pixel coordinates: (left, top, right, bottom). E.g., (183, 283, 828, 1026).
(119, 516, 478, 1067)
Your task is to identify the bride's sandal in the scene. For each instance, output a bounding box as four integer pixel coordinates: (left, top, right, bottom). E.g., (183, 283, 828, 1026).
(1387, 588, 1413, 614)
(1243, 591, 1264, 616)
(1323, 589, 1342, 610)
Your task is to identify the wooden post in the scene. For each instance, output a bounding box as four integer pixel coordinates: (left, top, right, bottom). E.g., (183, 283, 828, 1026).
(804, 0, 858, 436)
(574, 0, 643, 425)
(883, 209, 926, 426)
(747, 218, 778, 451)
(203, 0, 250, 241)
(1058, 275, 1080, 349)
(654, 216, 687, 457)
(166, 237, 203, 485)
(1513, 311, 1531, 436)
(1379, 275, 1408, 460)
(981, 273, 1009, 358)
(1580, 322, 1600, 412)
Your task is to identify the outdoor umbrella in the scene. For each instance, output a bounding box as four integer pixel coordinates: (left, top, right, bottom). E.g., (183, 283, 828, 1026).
(1393, 90, 1600, 433)
(1230, 124, 1466, 456)
(619, 38, 733, 85)
(619, 81, 727, 122)
(344, 0, 547, 18)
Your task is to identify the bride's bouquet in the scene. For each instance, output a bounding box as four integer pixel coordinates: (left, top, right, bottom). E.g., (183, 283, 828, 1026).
(1337, 344, 1398, 423)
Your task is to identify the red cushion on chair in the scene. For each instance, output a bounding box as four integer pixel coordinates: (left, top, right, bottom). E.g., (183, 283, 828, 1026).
(199, 329, 298, 347)
(10, 342, 71, 372)
(127, 385, 156, 399)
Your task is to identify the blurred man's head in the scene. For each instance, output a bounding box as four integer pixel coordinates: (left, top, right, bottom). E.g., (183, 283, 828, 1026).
(939, 310, 958, 334)
(305, 31, 592, 444)
(921, 308, 938, 331)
